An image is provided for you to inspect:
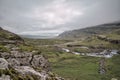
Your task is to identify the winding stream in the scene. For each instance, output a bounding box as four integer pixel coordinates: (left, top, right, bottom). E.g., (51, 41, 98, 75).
(62, 48, 118, 58)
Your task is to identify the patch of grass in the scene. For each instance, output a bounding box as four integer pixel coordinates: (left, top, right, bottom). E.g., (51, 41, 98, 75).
(18, 44, 36, 52)
(105, 29, 120, 40)
(49, 53, 102, 80)
(50, 53, 120, 80)
(80, 37, 109, 46)
(108, 55, 120, 80)
(0, 45, 10, 52)
(24, 38, 73, 45)
(72, 48, 92, 53)
(72, 37, 120, 50)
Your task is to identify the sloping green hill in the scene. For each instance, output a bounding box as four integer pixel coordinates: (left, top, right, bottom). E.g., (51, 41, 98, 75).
(58, 22, 120, 39)
(0, 27, 23, 42)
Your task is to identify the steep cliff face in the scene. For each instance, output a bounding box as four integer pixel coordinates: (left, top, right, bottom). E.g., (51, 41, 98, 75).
(0, 27, 64, 80)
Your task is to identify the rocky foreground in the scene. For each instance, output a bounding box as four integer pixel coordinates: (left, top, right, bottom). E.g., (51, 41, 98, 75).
(0, 50, 63, 80)
(0, 27, 64, 80)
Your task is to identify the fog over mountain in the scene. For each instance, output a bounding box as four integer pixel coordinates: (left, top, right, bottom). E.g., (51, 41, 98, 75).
(0, 0, 120, 38)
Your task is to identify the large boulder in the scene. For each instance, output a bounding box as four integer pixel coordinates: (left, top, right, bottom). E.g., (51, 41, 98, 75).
(0, 74, 11, 80)
(9, 52, 33, 66)
(0, 58, 8, 69)
(0, 51, 50, 71)
(14, 66, 48, 80)
(7, 58, 20, 67)
(31, 55, 50, 71)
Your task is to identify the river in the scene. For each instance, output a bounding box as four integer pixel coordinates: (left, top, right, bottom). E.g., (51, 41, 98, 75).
(61, 48, 118, 58)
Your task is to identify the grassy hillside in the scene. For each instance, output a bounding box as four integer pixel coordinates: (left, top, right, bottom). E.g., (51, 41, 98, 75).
(0, 27, 23, 41)
(58, 22, 120, 39)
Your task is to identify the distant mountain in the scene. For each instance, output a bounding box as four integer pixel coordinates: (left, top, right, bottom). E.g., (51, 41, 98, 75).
(58, 22, 120, 39)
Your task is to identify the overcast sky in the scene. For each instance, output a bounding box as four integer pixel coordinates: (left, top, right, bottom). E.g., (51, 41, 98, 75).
(0, 0, 120, 37)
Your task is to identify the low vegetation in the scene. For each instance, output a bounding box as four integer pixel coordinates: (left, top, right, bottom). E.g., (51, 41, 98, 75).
(24, 38, 73, 45)
(0, 45, 10, 52)
(0, 24, 120, 80)
(0, 28, 22, 41)
(22, 36, 120, 80)
(49, 53, 101, 80)
(18, 44, 36, 52)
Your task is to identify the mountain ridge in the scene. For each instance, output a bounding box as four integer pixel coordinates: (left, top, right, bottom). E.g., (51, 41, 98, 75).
(58, 22, 120, 39)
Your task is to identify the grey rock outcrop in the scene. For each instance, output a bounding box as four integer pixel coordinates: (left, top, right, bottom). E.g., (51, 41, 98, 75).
(14, 66, 47, 80)
(31, 55, 50, 70)
(0, 58, 8, 69)
(0, 51, 50, 70)
(0, 74, 11, 80)
(7, 58, 20, 66)
(0, 27, 64, 80)
(0, 51, 63, 80)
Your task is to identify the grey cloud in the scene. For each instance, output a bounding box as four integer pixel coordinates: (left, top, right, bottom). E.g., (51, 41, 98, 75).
(0, 0, 120, 36)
